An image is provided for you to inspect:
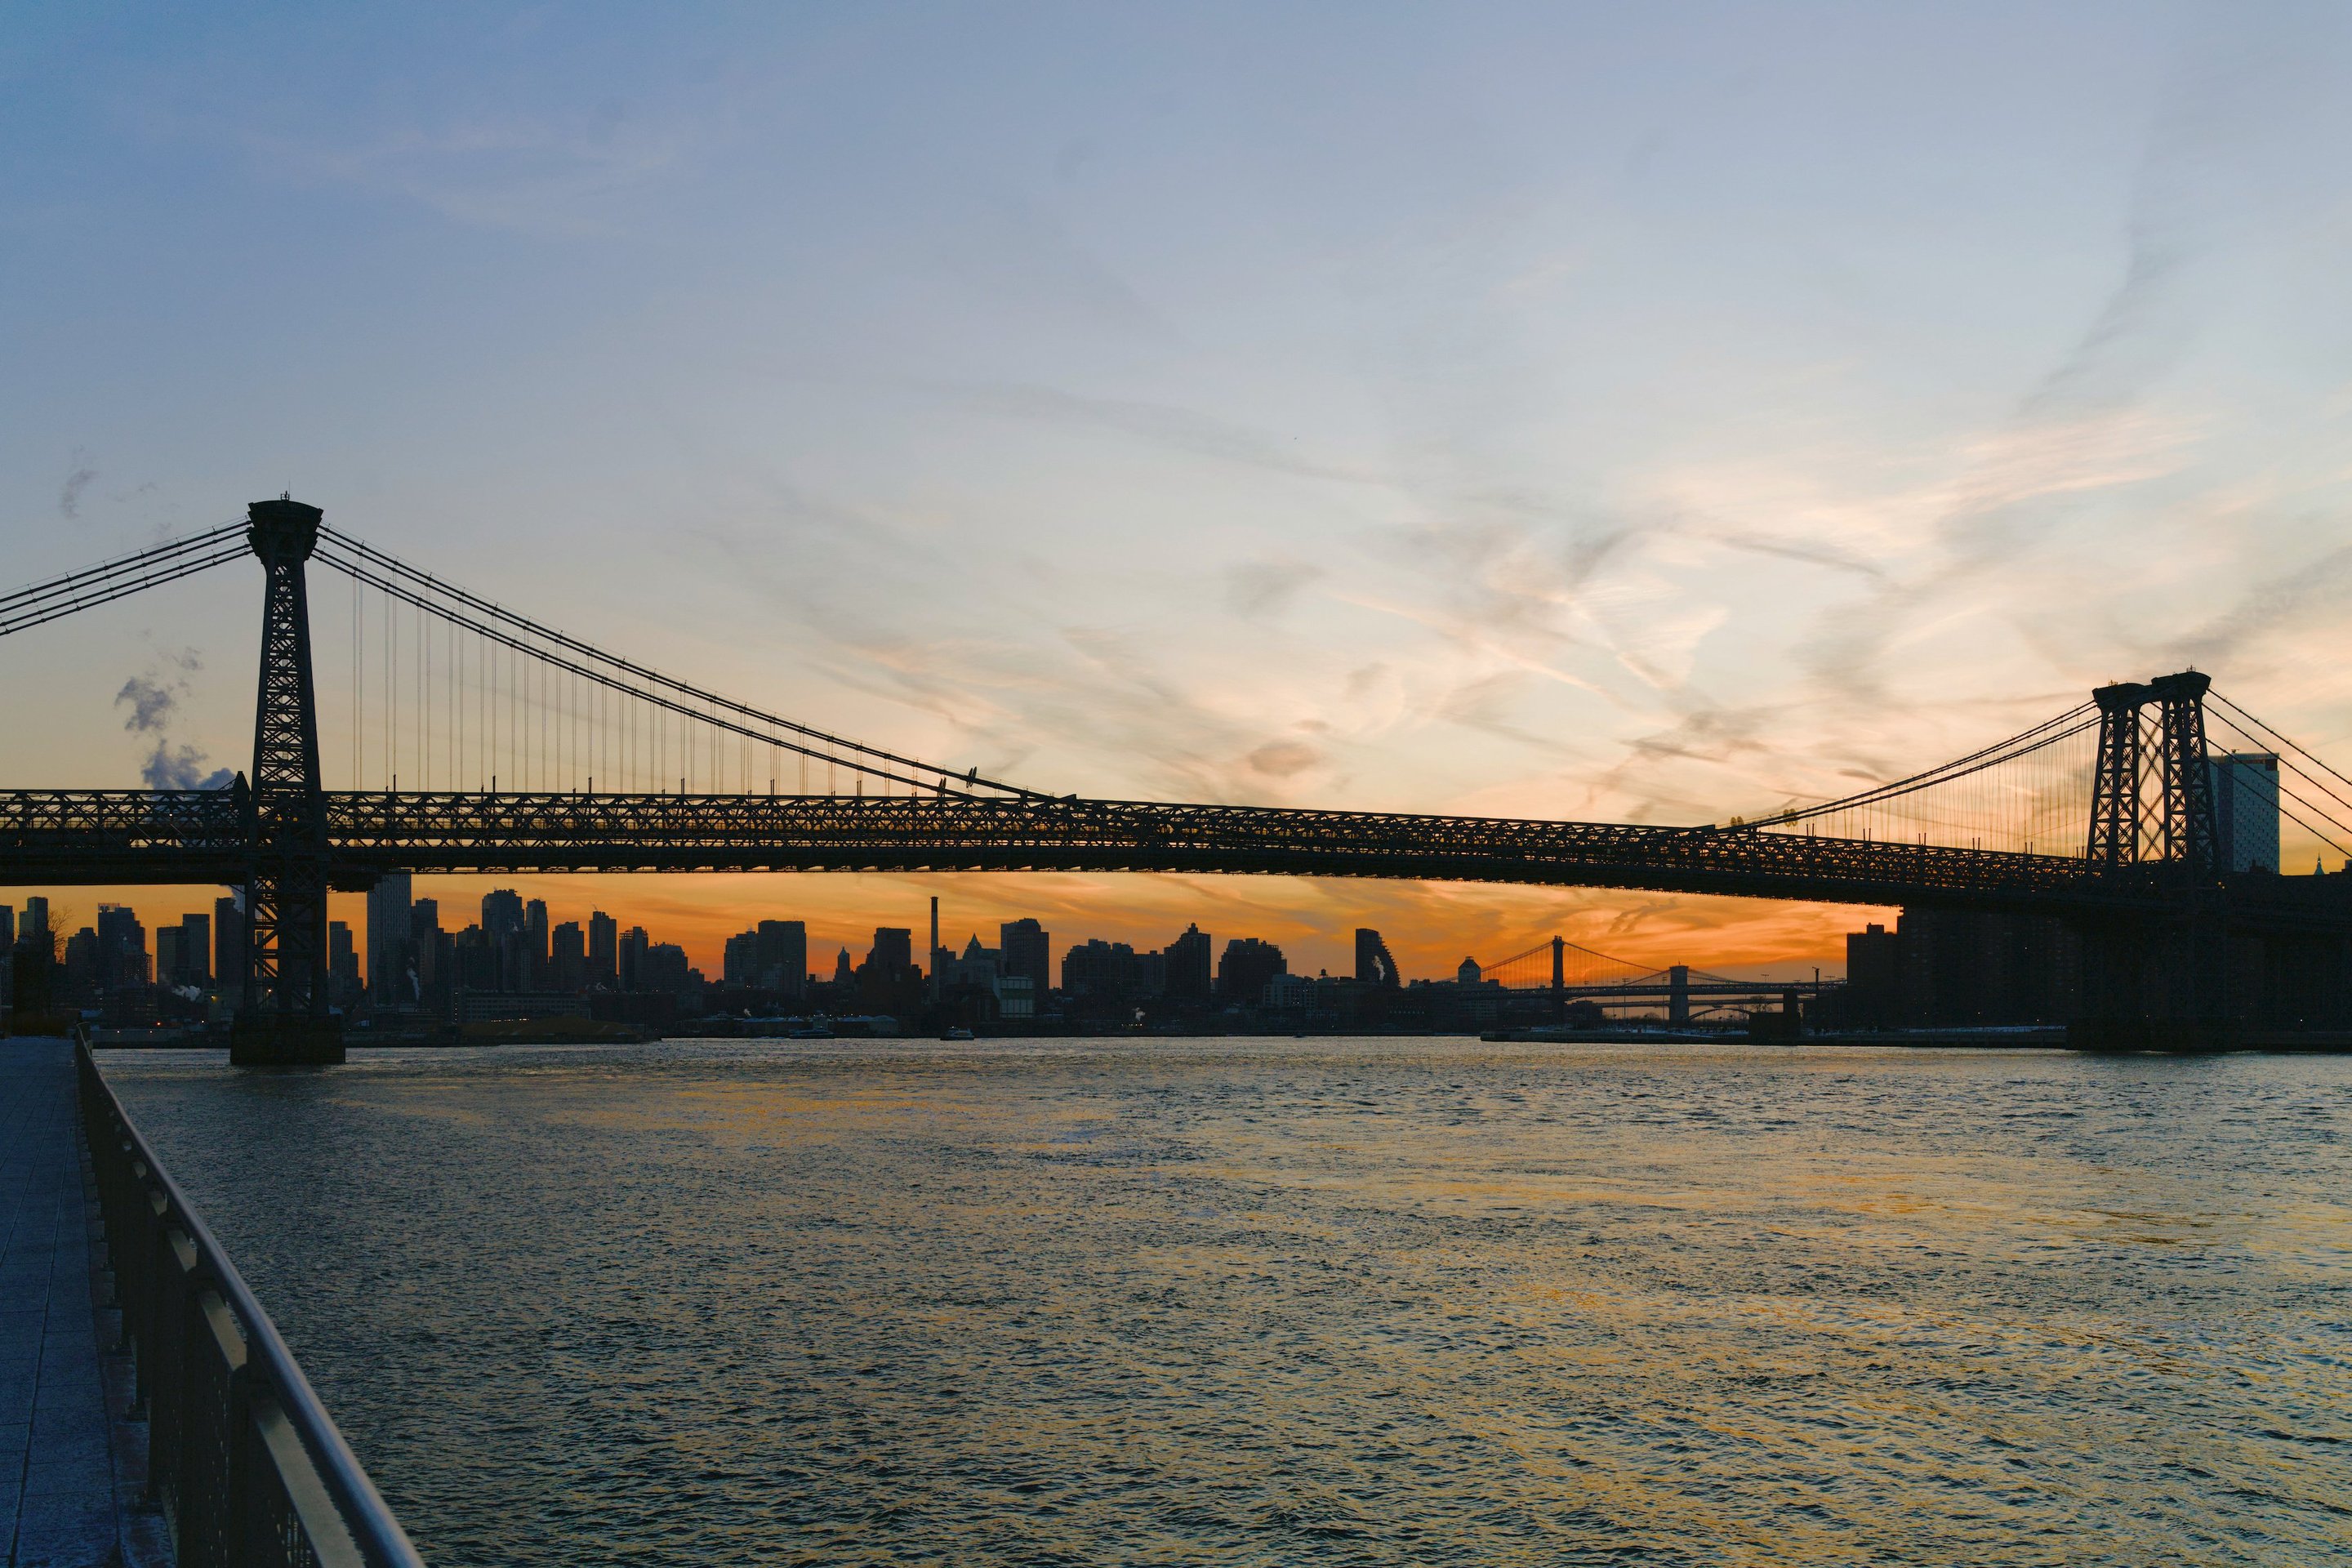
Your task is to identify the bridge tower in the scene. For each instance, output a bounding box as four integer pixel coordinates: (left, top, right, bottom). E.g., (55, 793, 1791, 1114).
(229, 497, 343, 1066)
(2149, 670, 2221, 872)
(2074, 670, 2230, 1049)
(2085, 681, 2149, 870)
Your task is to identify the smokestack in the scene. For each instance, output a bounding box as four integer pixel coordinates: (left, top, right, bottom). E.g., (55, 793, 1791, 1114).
(929, 895, 940, 1005)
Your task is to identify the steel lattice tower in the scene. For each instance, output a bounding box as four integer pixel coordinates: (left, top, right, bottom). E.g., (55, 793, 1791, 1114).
(2085, 681, 2149, 870)
(232, 496, 341, 1064)
(2149, 670, 2221, 873)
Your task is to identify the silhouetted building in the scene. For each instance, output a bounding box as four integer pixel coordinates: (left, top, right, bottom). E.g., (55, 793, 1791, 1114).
(936, 934, 1000, 992)
(1355, 928, 1401, 987)
(550, 921, 586, 992)
(1000, 919, 1051, 990)
(866, 927, 912, 977)
(523, 898, 550, 988)
(214, 895, 243, 999)
(1165, 924, 1212, 1000)
(1062, 939, 1165, 1001)
(328, 921, 360, 1007)
(1845, 922, 1902, 1028)
(410, 898, 448, 1013)
(723, 931, 757, 987)
(1217, 938, 1286, 1004)
(13, 930, 55, 1019)
(367, 872, 412, 1004)
(755, 920, 808, 996)
(64, 928, 98, 1000)
(175, 913, 211, 988)
(642, 942, 696, 999)
(859, 928, 918, 1010)
(454, 925, 497, 993)
(96, 906, 147, 993)
(482, 889, 524, 942)
(155, 925, 183, 995)
(589, 911, 617, 988)
(1833, 910, 2082, 1028)
(831, 947, 854, 987)
(1454, 956, 1482, 986)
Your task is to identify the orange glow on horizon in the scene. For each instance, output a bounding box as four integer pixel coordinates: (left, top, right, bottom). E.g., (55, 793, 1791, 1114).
(4, 873, 1886, 988)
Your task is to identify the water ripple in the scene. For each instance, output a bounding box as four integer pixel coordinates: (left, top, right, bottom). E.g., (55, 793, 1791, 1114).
(102, 1039, 2352, 1566)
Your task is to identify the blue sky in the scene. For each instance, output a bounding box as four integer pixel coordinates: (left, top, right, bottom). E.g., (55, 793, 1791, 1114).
(7, 2, 2352, 976)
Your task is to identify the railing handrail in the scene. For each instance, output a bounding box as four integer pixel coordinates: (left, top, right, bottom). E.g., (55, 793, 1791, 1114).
(78, 1044, 427, 1568)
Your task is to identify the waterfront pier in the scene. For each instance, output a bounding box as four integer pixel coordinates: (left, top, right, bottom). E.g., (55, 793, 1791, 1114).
(2, 1038, 146, 1566)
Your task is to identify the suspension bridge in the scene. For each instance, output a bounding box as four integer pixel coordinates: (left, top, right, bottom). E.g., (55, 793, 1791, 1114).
(1470, 938, 1831, 1025)
(7, 497, 2352, 1059)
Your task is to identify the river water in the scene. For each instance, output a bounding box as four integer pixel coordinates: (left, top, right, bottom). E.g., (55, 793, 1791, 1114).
(100, 1040, 2350, 1566)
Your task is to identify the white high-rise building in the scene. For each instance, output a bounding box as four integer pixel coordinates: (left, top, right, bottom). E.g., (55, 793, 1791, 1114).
(2209, 753, 2281, 872)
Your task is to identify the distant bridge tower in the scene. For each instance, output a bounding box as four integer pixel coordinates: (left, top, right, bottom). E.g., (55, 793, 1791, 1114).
(2150, 670, 2221, 873)
(231, 496, 342, 1066)
(2086, 681, 2148, 870)
(2077, 670, 2229, 1049)
(2084, 674, 2221, 875)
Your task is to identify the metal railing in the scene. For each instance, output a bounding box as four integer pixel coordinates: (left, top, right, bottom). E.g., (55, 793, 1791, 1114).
(77, 1044, 427, 1568)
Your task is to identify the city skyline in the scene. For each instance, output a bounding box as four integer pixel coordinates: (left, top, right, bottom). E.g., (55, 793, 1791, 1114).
(2, 880, 1841, 1003)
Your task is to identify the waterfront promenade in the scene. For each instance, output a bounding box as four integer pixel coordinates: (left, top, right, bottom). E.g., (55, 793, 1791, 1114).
(2, 1039, 140, 1568)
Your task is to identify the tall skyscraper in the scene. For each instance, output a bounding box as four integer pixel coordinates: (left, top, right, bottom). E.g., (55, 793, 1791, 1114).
(589, 912, 618, 988)
(96, 906, 148, 991)
(482, 889, 524, 941)
(214, 895, 243, 997)
(620, 926, 648, 990)
(755, 920, 807, 996)
(723, 931, 757, 987)
(866, 928, 913, 978)
(1354, 929, 1401, 987)
(1000, 919, 1051, 990)
(156, 926, 183, 992)
(523, 898, 550, 986)
(366, 871, 412, 1000)
(2210, 753, 2282, 873)
(178, 913, 212, 987)
(550, 921, 586, 992)
(1166, 924, 1212, 999)
(23, 898, 48, 942)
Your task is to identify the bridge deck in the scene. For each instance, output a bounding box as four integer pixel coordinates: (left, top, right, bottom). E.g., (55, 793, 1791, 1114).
(0, 1039, 150, 1566)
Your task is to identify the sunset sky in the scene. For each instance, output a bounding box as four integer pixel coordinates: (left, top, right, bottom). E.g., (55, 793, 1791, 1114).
(8, 4, 2352, 982)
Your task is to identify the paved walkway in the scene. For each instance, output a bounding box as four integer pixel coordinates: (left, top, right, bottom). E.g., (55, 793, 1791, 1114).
(0, 1040, 127, 1568)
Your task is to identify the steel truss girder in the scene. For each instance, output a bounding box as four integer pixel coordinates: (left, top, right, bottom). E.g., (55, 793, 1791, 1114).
(11, 787, 2345, 926)
(0, 787, 2109, 903)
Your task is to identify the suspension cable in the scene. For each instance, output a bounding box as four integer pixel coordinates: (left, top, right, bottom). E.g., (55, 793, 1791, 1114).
(0, 523, 248, 637)
(1738, 704, 2098, 831)
(315, 527, 1038, 799)
(316, 549, 1002, 800)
